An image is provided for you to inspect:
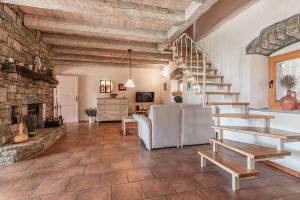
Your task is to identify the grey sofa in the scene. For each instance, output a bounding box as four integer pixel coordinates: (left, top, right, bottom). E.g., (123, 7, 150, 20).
(133, 104, 214, 151)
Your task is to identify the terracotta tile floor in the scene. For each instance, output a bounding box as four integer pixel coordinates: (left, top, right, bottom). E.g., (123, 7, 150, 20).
(0, 123, 300, 200)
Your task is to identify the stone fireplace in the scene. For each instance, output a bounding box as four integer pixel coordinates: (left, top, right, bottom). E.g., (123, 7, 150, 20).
(0, 72, 56, 145)
(0, 4, 66, 165)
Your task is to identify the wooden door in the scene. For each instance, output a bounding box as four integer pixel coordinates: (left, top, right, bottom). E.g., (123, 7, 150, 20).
(54, 75, 79, 123)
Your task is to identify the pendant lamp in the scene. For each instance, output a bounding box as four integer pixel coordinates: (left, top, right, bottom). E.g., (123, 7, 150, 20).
(125, 49, 135, 88)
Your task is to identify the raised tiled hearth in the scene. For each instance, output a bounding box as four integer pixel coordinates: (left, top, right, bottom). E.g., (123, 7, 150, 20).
(0, 123, 300, 200)
(0, 126, 65, 165)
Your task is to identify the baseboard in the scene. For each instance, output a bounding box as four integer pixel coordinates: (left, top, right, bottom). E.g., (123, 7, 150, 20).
(262, 161, 300, 178)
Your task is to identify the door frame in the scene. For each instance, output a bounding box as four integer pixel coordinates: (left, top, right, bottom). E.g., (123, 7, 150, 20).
(54, 75, 79, 123)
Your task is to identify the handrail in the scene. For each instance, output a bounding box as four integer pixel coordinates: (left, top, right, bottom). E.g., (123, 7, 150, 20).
(172, 33, 209, 108)
(174, 33, 209, 60)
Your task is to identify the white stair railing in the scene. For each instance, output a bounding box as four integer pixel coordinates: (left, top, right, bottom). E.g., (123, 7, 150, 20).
(173, 33, 210, 108)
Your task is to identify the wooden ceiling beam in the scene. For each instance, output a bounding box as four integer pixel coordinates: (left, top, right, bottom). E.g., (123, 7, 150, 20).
(113, 0, 192, 10)
(20, 6, 173, 32)
(2, 0, 184, 23)
(42, 33, 159, 53)
(24, 14, 166, 43)
(54, 54, 169, 65)
(54, 60, 162, 69)
(52, 46, 172, 61)
(185, 0, 258, 41)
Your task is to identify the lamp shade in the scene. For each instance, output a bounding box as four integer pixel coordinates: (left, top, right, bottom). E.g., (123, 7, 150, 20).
(125, 78, 135, 88)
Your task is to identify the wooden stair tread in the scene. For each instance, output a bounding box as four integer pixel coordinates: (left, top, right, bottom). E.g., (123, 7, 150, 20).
(192, 82, 231, 86)
(210, 113, 274, 119)
(206, 92, 240, 95)
(196, 92, 239, 95)
(207, 102, 249, 106)
(191, 68, 218, 72)
(212, 126, 300, 140)
(192, 75, 223, 79)
(210, 138, 291, 159)
(198, 150, 259, 178)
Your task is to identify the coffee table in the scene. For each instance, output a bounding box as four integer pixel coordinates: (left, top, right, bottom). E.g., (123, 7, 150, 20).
(122, 116, 137, 136)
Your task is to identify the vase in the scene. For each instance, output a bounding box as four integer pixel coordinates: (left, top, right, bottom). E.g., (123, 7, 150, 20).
(280, 91, 298, 111)
(88, 117, 95, 124)
(174, 96, 183, 103)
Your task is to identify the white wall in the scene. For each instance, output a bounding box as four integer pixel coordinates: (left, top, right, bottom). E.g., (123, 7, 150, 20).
(56, 64, 163, 121)
(198, 0, 300, 108)
(195, 0, 300, 172)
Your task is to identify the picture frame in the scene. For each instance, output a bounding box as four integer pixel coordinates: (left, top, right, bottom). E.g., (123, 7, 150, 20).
(118, 83, 126, 91)
(100, 80, 112, 93)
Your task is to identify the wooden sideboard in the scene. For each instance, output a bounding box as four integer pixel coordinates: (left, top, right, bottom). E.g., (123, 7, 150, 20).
(96, 98, 128, 122)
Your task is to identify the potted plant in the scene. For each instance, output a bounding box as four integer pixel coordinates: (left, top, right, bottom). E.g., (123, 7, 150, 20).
(172, 90, 183, 103)
(85, 108, 97, 123)
(279, 75, 298, 111)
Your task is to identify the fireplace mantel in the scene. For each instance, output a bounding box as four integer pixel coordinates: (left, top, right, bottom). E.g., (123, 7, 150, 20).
(2, 65, 59, 85)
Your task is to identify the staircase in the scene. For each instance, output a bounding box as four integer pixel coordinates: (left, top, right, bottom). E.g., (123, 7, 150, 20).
(172, 33, 300, 191)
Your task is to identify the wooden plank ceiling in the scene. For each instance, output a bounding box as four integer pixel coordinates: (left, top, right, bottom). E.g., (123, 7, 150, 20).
(1, 0, 218, 68)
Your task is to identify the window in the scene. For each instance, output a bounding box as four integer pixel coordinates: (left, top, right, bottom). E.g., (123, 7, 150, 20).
(269, 50, 300, 109)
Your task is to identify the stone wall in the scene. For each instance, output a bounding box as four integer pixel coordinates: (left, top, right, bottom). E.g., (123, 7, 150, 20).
(0, 4, 53, 66)
(0, 3, 55, 145)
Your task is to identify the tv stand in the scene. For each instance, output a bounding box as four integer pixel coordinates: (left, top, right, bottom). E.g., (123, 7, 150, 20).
(135, 109, 148, 117)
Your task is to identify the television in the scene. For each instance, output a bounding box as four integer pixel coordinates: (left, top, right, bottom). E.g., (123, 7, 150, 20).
(136, 92, 154, 102)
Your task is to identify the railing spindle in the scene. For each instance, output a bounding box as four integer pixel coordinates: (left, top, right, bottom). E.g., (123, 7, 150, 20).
(202, 54, 207, 108)
(196, 51, 199, 85)
(185, 37, 187, 66)
(190, 40, 193, 74)
(181, 37, 183, 59)
(173, 42, 175, 60)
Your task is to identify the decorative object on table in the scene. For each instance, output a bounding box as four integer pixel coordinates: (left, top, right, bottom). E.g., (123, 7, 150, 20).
(279, 75, 298, 110)
(2, 57, 16, 72)
(118, 83, 126, 91)
(34, 56, 42, 72)
(172, 90, 183, 103)
(100, 80, 112, 93)
(13, 113, 29, 143)
(24, 113, 38, 136)
(110, 93, 118, 98)
(85, 108, 97, 123)
(125, 49, 135, 88)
